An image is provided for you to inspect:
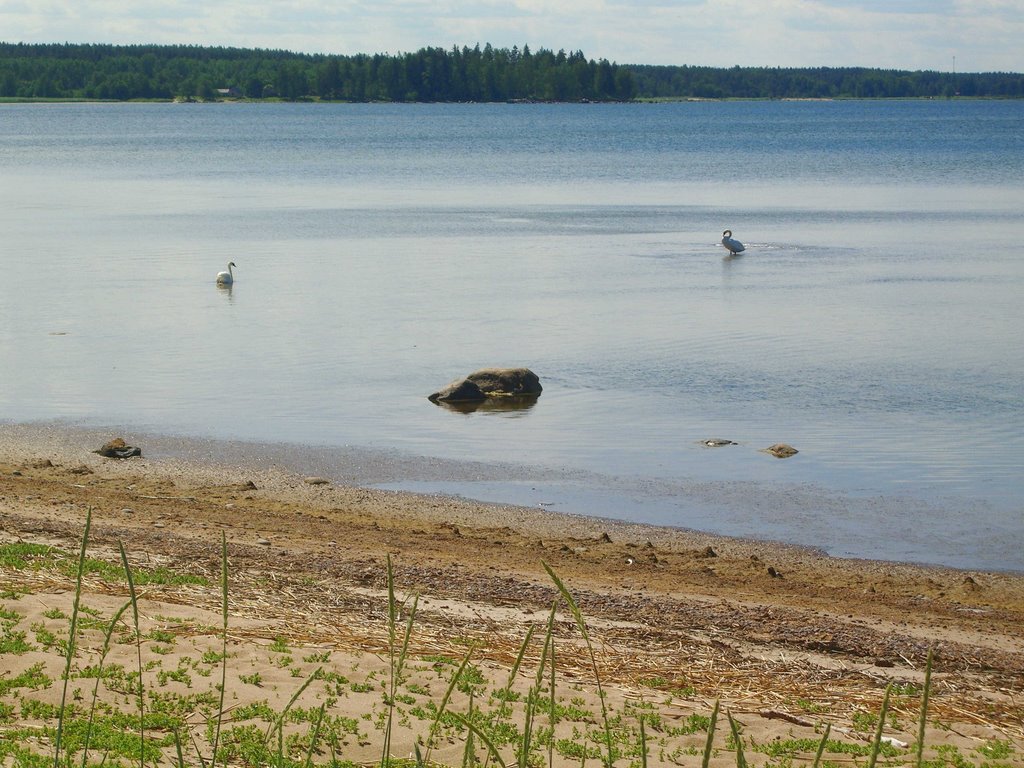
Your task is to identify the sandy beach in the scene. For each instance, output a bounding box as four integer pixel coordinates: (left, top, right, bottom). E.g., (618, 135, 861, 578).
(1, 425, 1022, 767)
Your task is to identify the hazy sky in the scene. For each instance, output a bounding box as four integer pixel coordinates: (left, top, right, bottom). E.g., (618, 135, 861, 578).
(1, 0, 1021, 71)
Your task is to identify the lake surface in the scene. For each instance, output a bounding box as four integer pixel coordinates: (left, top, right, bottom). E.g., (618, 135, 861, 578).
(1, 100, 1022, 571)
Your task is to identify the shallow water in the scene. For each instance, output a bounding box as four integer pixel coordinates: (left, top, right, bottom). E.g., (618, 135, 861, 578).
(1, 100, 1022, 571)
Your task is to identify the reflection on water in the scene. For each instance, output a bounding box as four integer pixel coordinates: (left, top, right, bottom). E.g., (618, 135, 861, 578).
(432, 395, 540, 416)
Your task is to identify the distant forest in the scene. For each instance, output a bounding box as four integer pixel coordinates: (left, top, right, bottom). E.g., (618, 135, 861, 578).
(1, 42, 1022, 102)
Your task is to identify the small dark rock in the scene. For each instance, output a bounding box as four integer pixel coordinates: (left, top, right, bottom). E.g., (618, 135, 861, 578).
(94, 438, 142, 459)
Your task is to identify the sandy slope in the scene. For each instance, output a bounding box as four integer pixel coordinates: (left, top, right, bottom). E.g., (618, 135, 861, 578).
(1, 427, 1022, 766)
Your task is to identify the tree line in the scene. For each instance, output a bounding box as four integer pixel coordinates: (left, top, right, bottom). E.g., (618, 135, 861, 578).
(0, 43, 634, 102)
(1, 42, 1022, 102)
(629, 63, 1024, 99)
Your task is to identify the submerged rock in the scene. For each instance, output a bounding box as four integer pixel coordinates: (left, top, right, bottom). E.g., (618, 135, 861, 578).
(429, 367, 542, 403)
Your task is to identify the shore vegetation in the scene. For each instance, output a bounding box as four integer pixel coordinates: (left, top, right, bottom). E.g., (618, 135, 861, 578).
(0, 513, 969, 768)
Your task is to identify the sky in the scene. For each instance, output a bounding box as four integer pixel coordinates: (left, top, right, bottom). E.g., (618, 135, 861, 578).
(1, 0, 1022, 72)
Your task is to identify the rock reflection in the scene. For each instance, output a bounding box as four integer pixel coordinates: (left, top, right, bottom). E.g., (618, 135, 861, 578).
(432, 395, 540, 415)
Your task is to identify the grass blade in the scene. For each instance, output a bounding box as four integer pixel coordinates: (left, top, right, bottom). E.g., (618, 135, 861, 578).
(867, 684, 893, 768)
(55, 507, 91, 767)
(542, 562, 614, 768)
(453, 713, 508, 768)
(172, 727, 188, 768)
(726, 711, 748, 768)
(118, 540, 146, 768)
(209, 531, 229, 768)
(520, 602, 557, 768)
(80, 598, 132, 768)
(382, 554, 420, 768)
(265, 665, 324, 742)
(916, 649, 934, 768)
(811, 723, 831, 768)
(701, 700, 720, 768)
(505, 625, 535, 691)
(425, 649, 474, 765)
(547, 607, 556, 768)
(461, 691, 477, 768)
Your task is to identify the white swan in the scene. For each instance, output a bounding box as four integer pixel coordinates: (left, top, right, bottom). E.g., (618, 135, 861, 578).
(721, 230, 745, 255)
(216, 262, 236, 286)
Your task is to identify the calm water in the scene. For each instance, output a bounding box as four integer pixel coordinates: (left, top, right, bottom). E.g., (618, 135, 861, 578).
(1, 100, 1022, 571)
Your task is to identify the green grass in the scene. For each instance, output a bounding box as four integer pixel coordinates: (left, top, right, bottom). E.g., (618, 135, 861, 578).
(0, 513, 997, 768)
(0, 540, 209, 586)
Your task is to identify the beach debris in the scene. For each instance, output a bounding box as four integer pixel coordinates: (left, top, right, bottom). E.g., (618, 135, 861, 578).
(760, 709, 815, 727)
(767, 566, 782, 578)
(428, 367, 542, 403)
(304, 476, 331, 486)
(257, 537, 271, 546)
(703, 438, 736, 447)
(763, 443, 798, 458)
(94, 437, 142, 459)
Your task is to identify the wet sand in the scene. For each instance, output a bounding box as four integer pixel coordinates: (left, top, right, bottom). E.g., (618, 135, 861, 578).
(1, 425, 1022, 765)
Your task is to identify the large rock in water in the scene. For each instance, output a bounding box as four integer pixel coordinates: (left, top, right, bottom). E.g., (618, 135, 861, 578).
(429, 367, 543, 403)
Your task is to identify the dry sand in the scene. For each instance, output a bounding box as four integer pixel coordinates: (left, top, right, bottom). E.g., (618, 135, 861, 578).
(1, 426, 1022, 766)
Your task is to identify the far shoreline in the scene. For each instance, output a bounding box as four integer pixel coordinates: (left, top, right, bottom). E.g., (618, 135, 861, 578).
(3, 95, 1019, 105)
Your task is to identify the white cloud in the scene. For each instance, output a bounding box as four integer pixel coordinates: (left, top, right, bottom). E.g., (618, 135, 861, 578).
(0, 0, 1020, 70)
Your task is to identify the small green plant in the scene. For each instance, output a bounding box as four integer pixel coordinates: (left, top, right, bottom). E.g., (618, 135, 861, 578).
(239, 671, 263, 686)
(0, 625, 32, 654)
(0, 606, 21, 626)
(201, 649, 228, 664)
(796, 698, 826, 714)
(0, 541, 55, 568)
(852, 710, 878, 732)
(976, 739, 1014, 760)
(156, 668, 192, 687)
(148, 628, 176, 644)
